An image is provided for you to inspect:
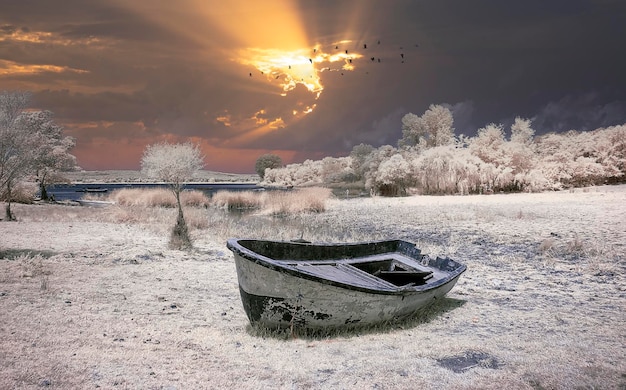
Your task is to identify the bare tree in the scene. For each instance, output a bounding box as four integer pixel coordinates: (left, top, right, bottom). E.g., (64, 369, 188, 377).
(0, 91, 30, 220)
(141, 142, 204, 249)
(0, 91, 76, 220)
(20, 110, 77, 200)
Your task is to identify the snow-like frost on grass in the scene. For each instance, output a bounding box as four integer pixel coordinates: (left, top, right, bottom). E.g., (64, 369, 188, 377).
(0, 185, 624, 389)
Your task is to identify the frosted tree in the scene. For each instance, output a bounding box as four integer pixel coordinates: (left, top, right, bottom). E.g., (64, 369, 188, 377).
(321, 157, 354, 183)
(534, 130, 611, 187)
(422, 104, 455, 147)
(398, 113, 421, 149)
(398, 104, 455, 149)
(593, 125, 626, 182)
(141, 142, 204, 249)
(0, 91, 76, 220)
(411, 145, 483, 195)
(534, 132, 574, 188)
(468, 123, 533, 192)
(362, 145, 398, 192)
(0, 91, 31, 220)
(349, 143, 375, 180)
(510, 117, 535, 146)
(505, 117, 541, 190)
(19, 110, 77, 200)
(469, 123, 508, 166)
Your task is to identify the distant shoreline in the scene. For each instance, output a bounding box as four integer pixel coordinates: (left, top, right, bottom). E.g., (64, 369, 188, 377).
(64, 169, 259, 184)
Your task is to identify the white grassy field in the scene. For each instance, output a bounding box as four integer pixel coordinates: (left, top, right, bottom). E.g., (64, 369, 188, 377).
(1, 185, 625, 389)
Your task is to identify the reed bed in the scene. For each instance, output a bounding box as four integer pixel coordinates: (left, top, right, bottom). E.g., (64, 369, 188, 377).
(211, 190, 262, 211)
(213, 187, 333, 215)
(106, 187, 210, 207)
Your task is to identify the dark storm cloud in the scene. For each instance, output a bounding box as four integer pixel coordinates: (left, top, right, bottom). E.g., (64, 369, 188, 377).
(384, 1, 626, 121)
(1, 0, 625, 171)
(532, 93, 626, 133)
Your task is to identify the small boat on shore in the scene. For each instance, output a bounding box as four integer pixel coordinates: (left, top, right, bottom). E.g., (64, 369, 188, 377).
(76, 187, 108, 193)
(75, 199, 115, 207)
(226, 239, 466, 331)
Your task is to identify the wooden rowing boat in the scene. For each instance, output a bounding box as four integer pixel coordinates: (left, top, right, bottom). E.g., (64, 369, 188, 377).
(226, 239, 466, 331)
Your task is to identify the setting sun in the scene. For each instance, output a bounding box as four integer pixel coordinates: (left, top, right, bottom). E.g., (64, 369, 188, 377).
(236, 42, 364, 108)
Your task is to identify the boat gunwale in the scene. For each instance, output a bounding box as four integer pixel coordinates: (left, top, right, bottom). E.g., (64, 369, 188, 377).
(226, 238, 467, 296)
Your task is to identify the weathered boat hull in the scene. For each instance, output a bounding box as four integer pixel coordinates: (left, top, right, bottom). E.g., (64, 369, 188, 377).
(227, 239, 466, 330)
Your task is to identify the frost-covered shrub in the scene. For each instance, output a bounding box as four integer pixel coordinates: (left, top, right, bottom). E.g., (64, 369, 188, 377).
(267, 113, 625, 196)
(374, 154, 412, 196)
(513, 169, 553, 192)
(535, 126, 626, 188)
(410, 145, 481, 195)
(362, 145, 398, 190)
(261, 157, 353, 187)
(469, 123, 509, 167)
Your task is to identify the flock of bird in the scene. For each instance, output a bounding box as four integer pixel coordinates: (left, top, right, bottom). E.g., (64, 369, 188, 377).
(248, 39, 419, 79)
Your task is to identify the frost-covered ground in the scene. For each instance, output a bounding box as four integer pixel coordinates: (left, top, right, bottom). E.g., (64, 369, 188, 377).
(0, 185, 624, 389)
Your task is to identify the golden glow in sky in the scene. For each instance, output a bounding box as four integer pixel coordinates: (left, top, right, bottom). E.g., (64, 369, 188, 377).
(237, 43, 363, 101)
(0, 0, 387, 171)
(230, 42, 365, 140)
(0, 59, 88, 76)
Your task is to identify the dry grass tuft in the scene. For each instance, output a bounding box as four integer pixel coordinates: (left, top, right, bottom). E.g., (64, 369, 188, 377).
(538, 237, 556, 255)
(211, 187, 333, 216)
(539, 234, 599, 260)
(0, 181, 38, 204)
(109, 188, 175, 207)
(212, 190, 262, 211)
(184, 207, 210, 230)
(17, 253, 49, 278)
(261, 187, 333, 216)
(180, 190, 210, 207)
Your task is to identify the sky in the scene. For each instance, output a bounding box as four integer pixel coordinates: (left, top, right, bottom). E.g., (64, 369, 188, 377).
(1, 0, 625, 173)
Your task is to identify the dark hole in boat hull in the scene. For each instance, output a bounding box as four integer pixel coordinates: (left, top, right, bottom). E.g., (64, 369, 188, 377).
(352, 259, 433, 286)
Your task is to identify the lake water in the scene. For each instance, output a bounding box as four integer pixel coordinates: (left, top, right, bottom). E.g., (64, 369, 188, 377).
(45, 183, 262, 201)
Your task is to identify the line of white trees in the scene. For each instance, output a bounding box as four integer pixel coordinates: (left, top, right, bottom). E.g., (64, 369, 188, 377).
(0, 91, 77, 220)
(261, 104, 626, 195)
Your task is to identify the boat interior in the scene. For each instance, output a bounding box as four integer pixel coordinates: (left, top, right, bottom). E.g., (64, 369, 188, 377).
(352, 258, 433, 286)
(280, 254, 436, 288)
(232, 239, 458, 289)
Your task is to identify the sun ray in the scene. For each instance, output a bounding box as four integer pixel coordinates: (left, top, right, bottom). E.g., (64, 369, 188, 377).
(108, 1, 370, 139)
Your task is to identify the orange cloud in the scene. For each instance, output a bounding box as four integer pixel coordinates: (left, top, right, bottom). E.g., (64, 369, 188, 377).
(0, 28, 102, 46)
(0, 59, 88, 77)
